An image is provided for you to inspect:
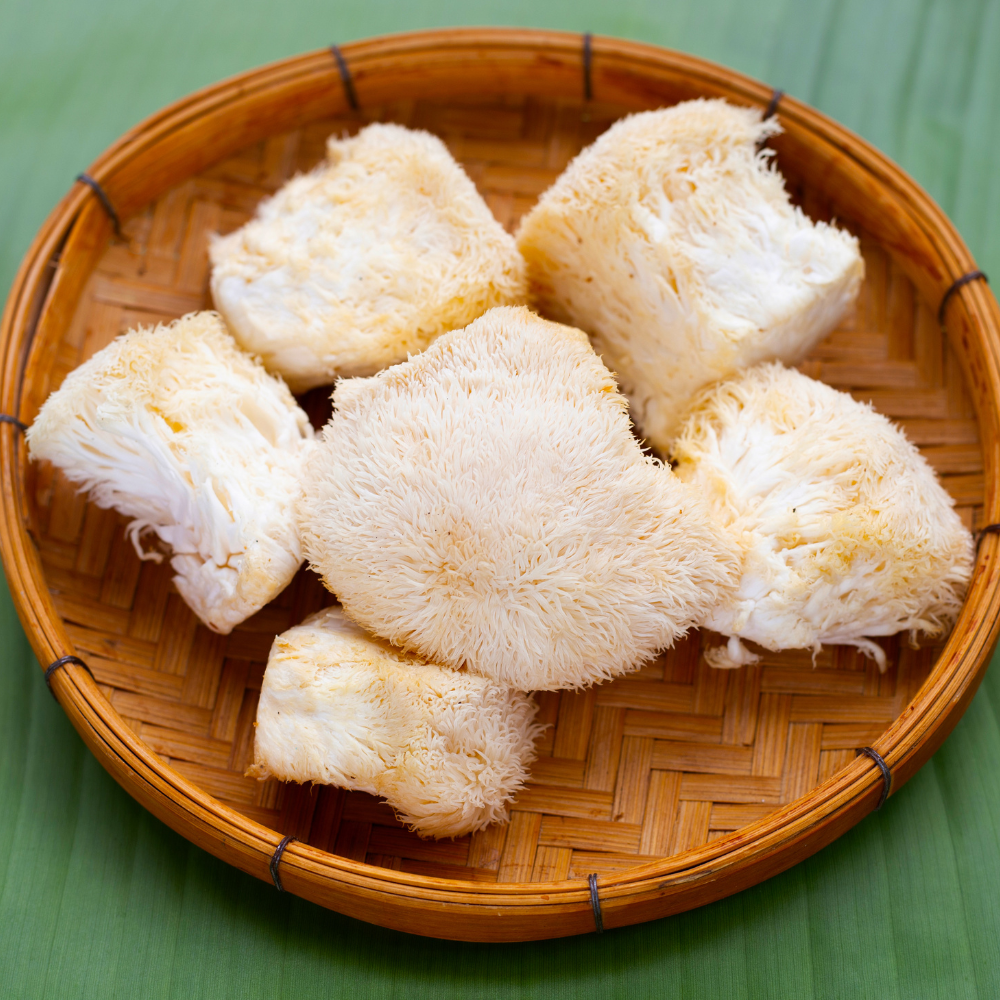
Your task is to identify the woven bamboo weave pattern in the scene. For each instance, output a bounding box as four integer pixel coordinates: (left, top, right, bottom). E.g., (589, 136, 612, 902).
(28, 94, 984, 884)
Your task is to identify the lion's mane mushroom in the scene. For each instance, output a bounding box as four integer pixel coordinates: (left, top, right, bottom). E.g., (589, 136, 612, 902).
(249, 607, 541, 839)
(516, 99, 864, 452)
(27, 312, 313, 634)
(210, 122, 527, 392)
(671, 362, 974, 669)
(299, 306, 737, 690)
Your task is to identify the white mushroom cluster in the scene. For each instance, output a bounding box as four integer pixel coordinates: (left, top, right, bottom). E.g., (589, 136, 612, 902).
(210, 122, 526, 392)
(299, 306, 737, 691)
(30, 108, 976, 840)
(516, 100, 864, 453)
(672, 363, 973, 669)
(250, 607, 541, 838)
(27, 312, 313, 634)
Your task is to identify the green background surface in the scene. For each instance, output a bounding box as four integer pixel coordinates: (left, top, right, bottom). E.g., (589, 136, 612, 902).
(3, 0, 1000, 996)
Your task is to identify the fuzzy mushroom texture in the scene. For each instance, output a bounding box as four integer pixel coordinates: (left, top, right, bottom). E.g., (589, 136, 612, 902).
(671, 362, 974, 670)
(209, 122, 527, 392)
(299, 305, 738, 690)
(515, 99, 865, 453)
(248, 606, 542, 839)
(26, 312, 314, 635)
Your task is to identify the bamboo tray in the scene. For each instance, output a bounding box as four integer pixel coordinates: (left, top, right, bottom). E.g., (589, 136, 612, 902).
(3, 28, 1000, 943)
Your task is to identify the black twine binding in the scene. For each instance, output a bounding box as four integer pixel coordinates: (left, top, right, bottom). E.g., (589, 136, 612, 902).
(270, 835, 296, 892)
(975, 523, 1000, 551)
(588, 873, 604, 934)
(76, 174, 123, 239)
(938, 270, 988, 327)
(330, 45, 359, 112)
(763, 88, 784, 120)
(44, 655, 90, 699)
(755, 90, 784, 153)
(0, 414, 26, 432)
(583, 33, 593, 102)
(856, 747, 891, 810)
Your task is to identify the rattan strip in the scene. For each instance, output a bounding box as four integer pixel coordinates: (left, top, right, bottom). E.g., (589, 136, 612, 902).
(76, 174, 123, 239)
(938, 270, 989, 326)
(329, 46, 359, 112)
(588, 873, 604, 933)
(270, 834, 296, 891)
(856, 747, 892, 810)
(43, 654, 91, 697)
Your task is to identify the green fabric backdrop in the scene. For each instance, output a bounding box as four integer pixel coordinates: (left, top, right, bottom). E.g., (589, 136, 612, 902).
(4, 0, 1000, 996)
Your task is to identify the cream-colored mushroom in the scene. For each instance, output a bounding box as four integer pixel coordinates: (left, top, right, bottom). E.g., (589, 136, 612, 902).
(210, 122, 526, 392)
(27, 311, 313, 634)
(672, 362, 974, 669)
(299, 305, 737, 690)
(516, 99, 864, 452)
(249, 607, 541, 839)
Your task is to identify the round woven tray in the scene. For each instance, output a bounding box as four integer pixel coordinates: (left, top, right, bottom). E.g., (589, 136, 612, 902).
(3, 28, 1000, 943)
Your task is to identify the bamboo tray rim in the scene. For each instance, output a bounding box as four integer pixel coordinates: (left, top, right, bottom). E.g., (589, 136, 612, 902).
(3, 27, 1000, 935)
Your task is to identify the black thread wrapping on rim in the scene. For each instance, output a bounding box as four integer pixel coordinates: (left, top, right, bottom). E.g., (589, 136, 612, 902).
(976, 523, 1000, 551)
(938, 270, 988, 327)
(0, 414, 26, 432)
(330, 45, 359, 112)
(76, 173, 123, 239)
(270, 835, 296, 891)
(582, 33, 593, 102)
(588, 873, 604, 933)
(755, 89, 784, 153)
(856, 747, 892, 810)
(44, 655, 91, 699)
(763, 88, 784, 120)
